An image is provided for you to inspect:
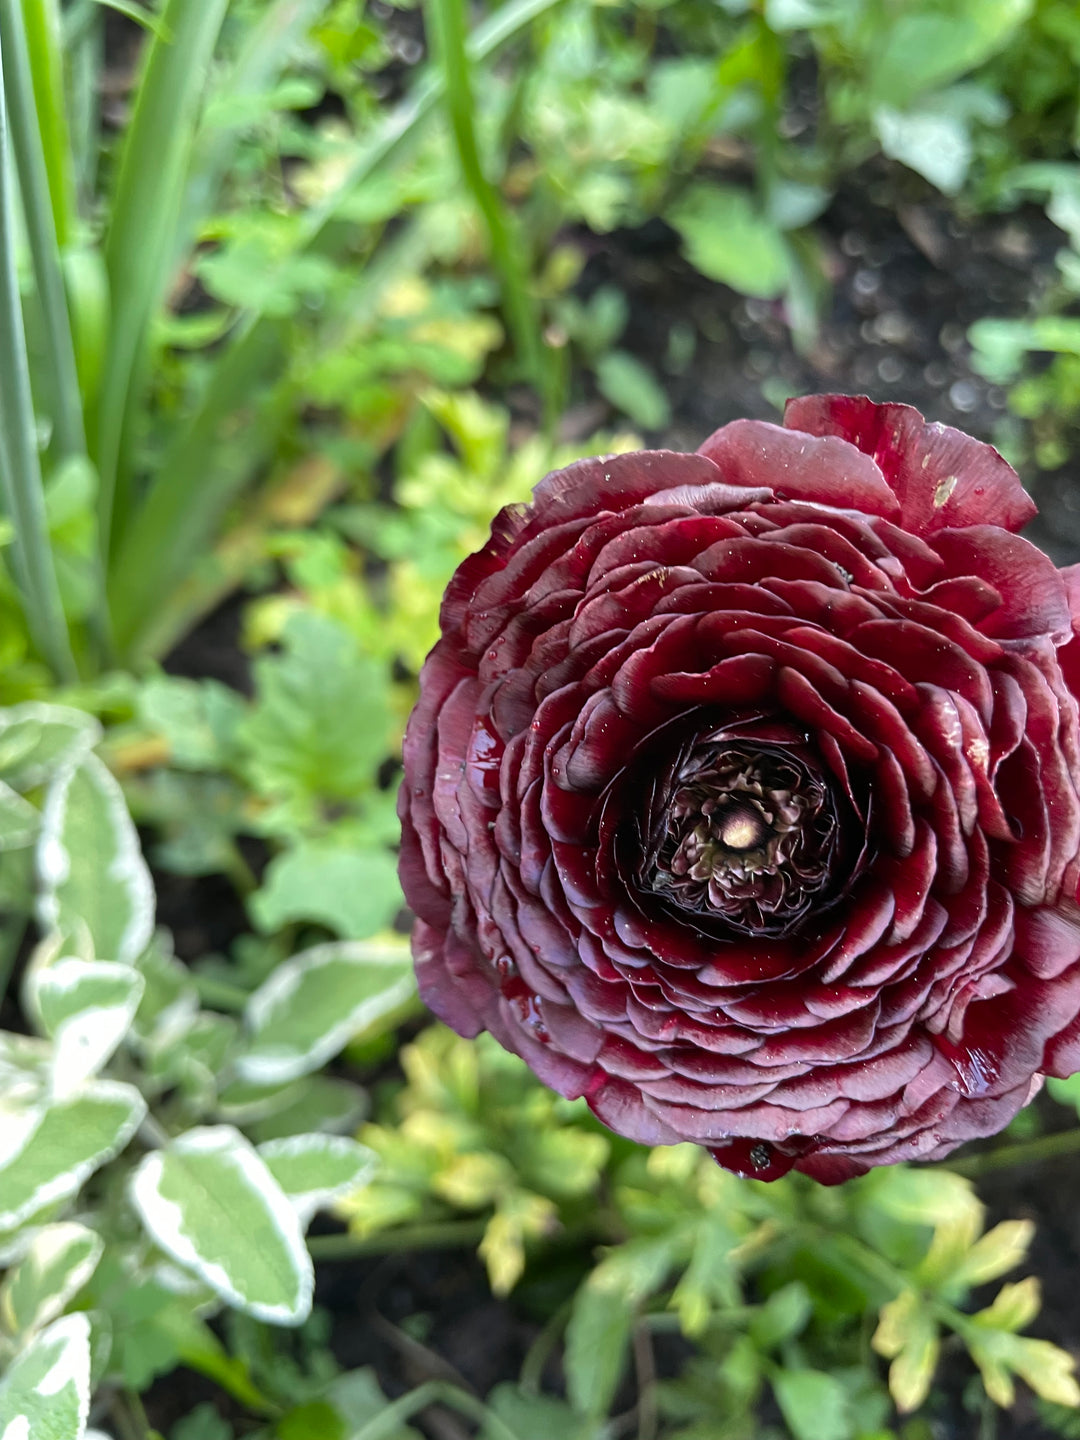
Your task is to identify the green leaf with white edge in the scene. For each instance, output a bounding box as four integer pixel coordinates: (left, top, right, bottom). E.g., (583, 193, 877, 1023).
(237, 937, 415, 1085)
(37, 754, 154, 966)
(0, 1223, 104, 1340)
(0, 1081, 146, 1231)
(29, 960, 144, 1095)
(0, 1082, 45, 1173)
(0, 705, 100, 792)
(256, 1135, 378, 1226)
(0, 782, 40, 851)
(247, 1077, 368, 1144)
(0, 1312, 91, 1440)
(874, 106, 971, 195)
(248, 844, 402, 939)
(667, 183, 790, 299)
(771, 1368, 854, 1440)
(129, 1125, 313, 1325)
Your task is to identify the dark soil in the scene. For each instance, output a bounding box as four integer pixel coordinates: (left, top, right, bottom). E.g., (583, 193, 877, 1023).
(144, 174, 1080, 1439)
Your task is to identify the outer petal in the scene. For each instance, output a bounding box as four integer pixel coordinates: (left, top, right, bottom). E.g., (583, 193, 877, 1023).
(698, 418, 901, 521)
(783, 394, 1035, 536)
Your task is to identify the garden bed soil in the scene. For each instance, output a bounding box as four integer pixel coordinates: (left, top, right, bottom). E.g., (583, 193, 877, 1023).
(146, 176, 1080, 1439)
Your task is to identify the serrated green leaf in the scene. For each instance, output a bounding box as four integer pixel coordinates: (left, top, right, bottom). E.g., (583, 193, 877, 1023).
(889, 1312, 939, 1413)
(949, 1220, 1033, 1290)
(249, 844, 401, 939)
(240, 611, 391, 804)
(0, 1081, 146, 1231)
(129, 1125, 313, 1324)
(667, 184, 790, 299)
(257, 1135, 378, 1225)
(973, 1277, 1042, 1334)
(0, 1223, 104, 1340)
(0, 1312, 91, 1440)
(29, 959, 144, 1095)
(36, 754, 154, 966)
(771, 1368, 853, 1440)
(237, 937, 415, 1085)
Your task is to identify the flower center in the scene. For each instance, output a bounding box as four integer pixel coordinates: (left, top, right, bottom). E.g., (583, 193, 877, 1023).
(638, 731, 852, 938)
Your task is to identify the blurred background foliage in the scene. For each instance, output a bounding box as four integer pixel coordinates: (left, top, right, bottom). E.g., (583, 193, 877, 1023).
(3, 0, 1080, 1436)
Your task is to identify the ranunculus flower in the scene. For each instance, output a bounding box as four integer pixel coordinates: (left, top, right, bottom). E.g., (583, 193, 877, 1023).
(398, 393, 1080, 1182)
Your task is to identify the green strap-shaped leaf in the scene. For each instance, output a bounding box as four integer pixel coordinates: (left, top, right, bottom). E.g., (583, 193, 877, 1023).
(36, 752, 154, 965)
(0, 1222, 104, 1340)
(237, 937, 415, 1085)
(29, 958, 144, 1095)
(257, 1135, 378, 1226)
(129, 1125, 313, 1325)
(0, 1080, 146, 1231)
(0, 1311, 91, 1440)
(0, 703, 100, 791)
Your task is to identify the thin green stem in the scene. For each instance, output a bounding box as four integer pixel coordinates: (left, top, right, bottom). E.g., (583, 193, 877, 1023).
(191, 972, 252, 1013)
(351, 1380, 523, 1440)
(427, 0, 551, 419)
(520, 1299, 571, 1394)
(307, 1219, 488, 1261)
(0, 30, 76, 680)
(946, 1127, 1080, 1178)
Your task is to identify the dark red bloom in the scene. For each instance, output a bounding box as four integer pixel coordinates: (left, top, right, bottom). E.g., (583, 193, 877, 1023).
(399, 394, 1080, 1182)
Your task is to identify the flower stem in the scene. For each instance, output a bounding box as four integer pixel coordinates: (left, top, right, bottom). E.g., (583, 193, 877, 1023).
(946, 1127, 1080, 1178)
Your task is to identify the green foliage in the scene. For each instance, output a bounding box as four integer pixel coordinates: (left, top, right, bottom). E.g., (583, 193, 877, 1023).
(3, 0, 1080, 1436)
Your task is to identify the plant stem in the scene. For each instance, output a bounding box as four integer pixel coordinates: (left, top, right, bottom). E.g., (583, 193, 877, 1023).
(0, 28, 76, 681)
(307, 1219, 488, 1261)
(947, 1127, 1080, 1178)
(427, 0, 551, 420)
(351, 1380, 522, 1440)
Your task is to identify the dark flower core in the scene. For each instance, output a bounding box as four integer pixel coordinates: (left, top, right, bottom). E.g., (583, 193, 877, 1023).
(639, 726, 856, 939)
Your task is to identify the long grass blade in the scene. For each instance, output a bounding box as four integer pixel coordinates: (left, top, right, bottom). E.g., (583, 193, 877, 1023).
(93, 0, 229, 559)
(0, 29, 76, 680)
(107, 0, 566, 660)
(1, 0, 85, 459)
(427, 0, 550, 409)
(18, 0, 74, 246)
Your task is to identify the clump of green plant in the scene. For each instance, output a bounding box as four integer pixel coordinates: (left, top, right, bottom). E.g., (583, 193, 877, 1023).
(339, 1025, 1080, 1438)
